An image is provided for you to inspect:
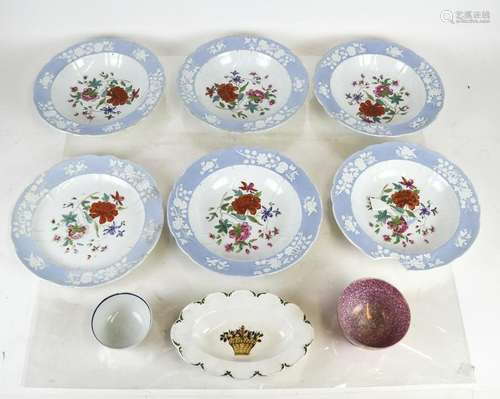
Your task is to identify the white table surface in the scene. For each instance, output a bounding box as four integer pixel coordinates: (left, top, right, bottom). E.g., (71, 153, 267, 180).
(0, 0, 499, 398)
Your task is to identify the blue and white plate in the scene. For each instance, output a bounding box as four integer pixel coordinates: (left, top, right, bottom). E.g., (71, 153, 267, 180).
(314, 39, 444, 136)
(177, 35, 308, 133)
(331, 142, 480, 269)
(34, 38, 165, 135)
(167, 148, 322, 276)
(11, 155, 164, 286)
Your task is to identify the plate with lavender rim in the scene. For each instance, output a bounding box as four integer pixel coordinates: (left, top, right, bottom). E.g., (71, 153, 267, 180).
(34, 37, 165, 135)
(167, 147, 322, 276)
(331, 142, 480, 269)
(314, 39, 444, 136)
(11, 155, 163, 286)
(170, 290, 314, 379)
(177, 35, 308, 133)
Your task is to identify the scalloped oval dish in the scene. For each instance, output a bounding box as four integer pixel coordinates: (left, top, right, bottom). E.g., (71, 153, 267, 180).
(34, 38, 165, 135)
(178, 35, 308, 133)
(10, 155, 164, 286)
(170, 290, 314, 379)
(167, 147, 322, 276)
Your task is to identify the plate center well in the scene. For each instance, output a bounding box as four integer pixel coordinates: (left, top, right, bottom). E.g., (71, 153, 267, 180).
(51, 53, 149, 124)
(188, 165, 301, 261)
(32, 174, 145, 269)
(351, 160, 460, 254)
(330, 54, 426, 125)
(195, 50, 292, 122)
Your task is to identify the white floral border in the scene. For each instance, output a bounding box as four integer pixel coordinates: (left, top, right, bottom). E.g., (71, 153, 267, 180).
(253, 232, 313, 275)
(334, 151, 376, 195)
(236, 149, 298, 182)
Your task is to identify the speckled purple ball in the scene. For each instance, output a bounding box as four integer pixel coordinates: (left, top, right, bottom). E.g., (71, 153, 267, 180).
(337, 278, 411, 348)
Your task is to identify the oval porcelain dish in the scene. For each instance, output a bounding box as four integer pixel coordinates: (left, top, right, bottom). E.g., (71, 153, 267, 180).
(331, 142, 480, 269)
(11, 155, 164, 286)
(170, 290, 314, 379)
(178, 35, 308, 133)
(314, 39, 444, 136)
(34, 37, 165, 135)
(167, 147, 322, 276)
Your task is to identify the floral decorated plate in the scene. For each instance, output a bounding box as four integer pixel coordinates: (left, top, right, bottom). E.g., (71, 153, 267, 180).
(167, 148, 321, 276)
(331, 142, 480, 269)
(170, 290, 314, 379)
(11, 155, 163, 286)
(34, 38, 165, 135)
(178, 35, 308, 133)
(314, 39, 444, 136)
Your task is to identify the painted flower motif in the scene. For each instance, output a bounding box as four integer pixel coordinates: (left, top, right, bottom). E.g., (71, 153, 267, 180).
(229, 223, 252, 242)
(81, 88, 98, 101)
(206, 181, 281, 255)
(367, 177, 437, 247)
(400, 177, 416, 189)
(50, 191, 127, 260)
(90, 201, 118, 224)
(232, 194, 261, 215)
(205, 86, 215, 97)
(359, 100, 385, 118)
(240, 181, 257, 193)
(67, 225, 86, 240)
(103, 220, 126, 237)
(107, 86, 129, 106)
(130, 88, 140, 101)
(391, 189, 420, 210)
(205, 70, 277, 119)
(345, 73, 410, 123)
(247, 89, 265, 102)
(111, 191, 125, 206)
(261, 203, 281, 221)
(374, 84, 393, 97)
(388, 216, 408, 234)
(216, 83, 238, 103)
(67, 71, 140, 122)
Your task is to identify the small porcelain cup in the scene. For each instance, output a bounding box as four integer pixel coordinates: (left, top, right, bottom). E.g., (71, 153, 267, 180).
(337, 278, 411, 349)
(91, 292, 152, 349)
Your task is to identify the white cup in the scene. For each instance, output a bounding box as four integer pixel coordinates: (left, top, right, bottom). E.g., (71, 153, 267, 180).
(91, 292, 152, 349)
